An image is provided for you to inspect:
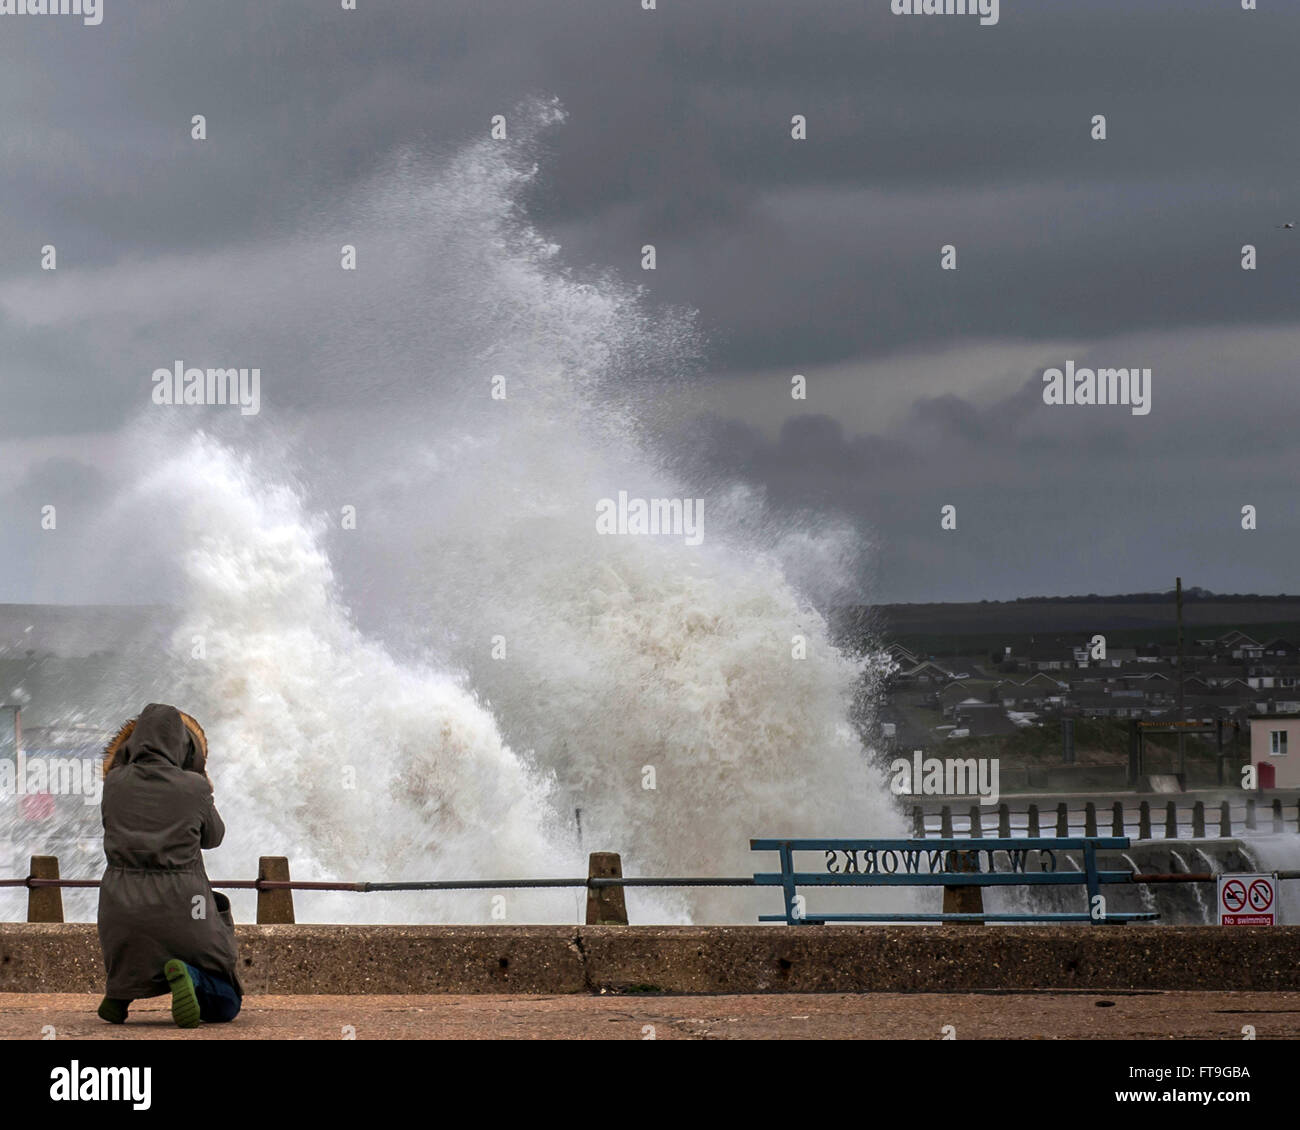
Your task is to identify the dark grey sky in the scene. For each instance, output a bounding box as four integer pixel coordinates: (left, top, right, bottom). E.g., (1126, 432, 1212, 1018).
(3, 0, 1299, 602)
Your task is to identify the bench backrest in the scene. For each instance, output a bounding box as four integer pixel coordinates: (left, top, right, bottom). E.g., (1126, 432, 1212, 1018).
(750, 836, 1149, 925)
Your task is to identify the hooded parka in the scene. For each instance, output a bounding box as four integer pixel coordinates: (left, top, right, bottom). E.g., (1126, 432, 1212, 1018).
(97, 703, 242, 1000)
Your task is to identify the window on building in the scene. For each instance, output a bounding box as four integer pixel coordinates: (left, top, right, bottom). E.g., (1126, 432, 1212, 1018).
(1270, 730, 1288, 756)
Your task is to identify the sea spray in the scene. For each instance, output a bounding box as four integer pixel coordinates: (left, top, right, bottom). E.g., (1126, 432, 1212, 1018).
(106, 434, 583, 925)
(15, 98, 911, 922)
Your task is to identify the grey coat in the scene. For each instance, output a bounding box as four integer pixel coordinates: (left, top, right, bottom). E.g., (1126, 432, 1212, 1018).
(97, 703, 242, 1000)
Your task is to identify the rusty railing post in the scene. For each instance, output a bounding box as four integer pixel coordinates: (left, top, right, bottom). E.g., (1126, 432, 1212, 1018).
(28, 855, 63, 923)
(257, 856, 295, 924)
(942, 850, 983, 924)
(586, 851, 628, 926)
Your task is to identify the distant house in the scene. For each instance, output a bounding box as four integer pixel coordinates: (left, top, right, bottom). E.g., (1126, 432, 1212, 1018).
(1219, 630, 1259, 649)
(937, 680, 998, 713)
(1097, 664, 1173, 684)
(1218, 632, 1264, 659)
(952, 702, 1019, 737)
(1246, 666, 1300, 691)
(1116, 670, 1172, 691)
(887, 643, 919, 667)
(1083, 647, 1137, 668)
(1072, 645, 1135, 669)
(1004, 673, 1066, 711)
(1261, 638, 1299, 659)
(1019, 671, 1068, 692)
(896, 660, 957, 687)
(1066, 687, 1148, 719)
(994, 677, 1024, 707)
(1250, 712, 1300, 788)
(1017, 641, 1077, 671)
(1200, 663, 1247, 687)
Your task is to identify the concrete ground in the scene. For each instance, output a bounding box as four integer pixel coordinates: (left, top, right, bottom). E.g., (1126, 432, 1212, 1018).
(3, 991, 1299, 1039)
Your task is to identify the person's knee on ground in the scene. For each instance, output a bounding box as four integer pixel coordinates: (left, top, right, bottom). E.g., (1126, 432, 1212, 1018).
(165, 958, 242, 1027)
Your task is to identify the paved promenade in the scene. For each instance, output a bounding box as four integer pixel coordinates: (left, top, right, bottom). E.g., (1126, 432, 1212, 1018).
(3, 991, 1298, 1039)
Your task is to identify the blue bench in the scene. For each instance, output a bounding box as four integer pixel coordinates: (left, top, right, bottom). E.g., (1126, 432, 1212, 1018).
(750, 836, 1159, 925)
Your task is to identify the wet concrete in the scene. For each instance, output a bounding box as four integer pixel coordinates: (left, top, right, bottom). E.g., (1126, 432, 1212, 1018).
(3, 923, 1300, 994)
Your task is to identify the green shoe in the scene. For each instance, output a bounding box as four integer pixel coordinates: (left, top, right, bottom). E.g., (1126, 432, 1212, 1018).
(97, 997, 129, 1024)
(163, 959, 202, 1028)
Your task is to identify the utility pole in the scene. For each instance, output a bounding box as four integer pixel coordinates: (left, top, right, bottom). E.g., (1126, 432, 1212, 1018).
(1176, 576, 1186, 782)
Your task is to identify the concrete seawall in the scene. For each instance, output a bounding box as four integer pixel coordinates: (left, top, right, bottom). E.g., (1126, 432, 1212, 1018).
(3, 924, 1300, 994)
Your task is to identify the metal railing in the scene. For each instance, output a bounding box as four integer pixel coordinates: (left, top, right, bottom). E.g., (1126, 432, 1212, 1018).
(3, 851, 759, 925)
(911, 797, 1300, 839)
(4, 848, 1297, 926)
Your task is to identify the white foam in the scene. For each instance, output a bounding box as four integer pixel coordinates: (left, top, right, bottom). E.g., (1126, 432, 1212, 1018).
(34, 99, 909, 923)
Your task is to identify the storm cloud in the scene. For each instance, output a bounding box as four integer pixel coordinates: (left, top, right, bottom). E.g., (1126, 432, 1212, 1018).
(2, 0, 1297, 602)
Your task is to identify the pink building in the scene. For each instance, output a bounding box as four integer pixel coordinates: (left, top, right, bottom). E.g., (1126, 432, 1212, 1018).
(1250, 713, 1300, 789)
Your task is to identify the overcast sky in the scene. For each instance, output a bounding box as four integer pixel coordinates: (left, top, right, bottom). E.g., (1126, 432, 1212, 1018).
(2, 0, 1299, 604)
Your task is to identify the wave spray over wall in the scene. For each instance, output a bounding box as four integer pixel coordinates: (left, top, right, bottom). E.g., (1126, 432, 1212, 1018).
(88, 100, 906, 924)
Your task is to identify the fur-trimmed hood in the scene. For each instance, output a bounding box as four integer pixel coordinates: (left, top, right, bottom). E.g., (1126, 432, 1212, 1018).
(103, 703, 208, 777)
